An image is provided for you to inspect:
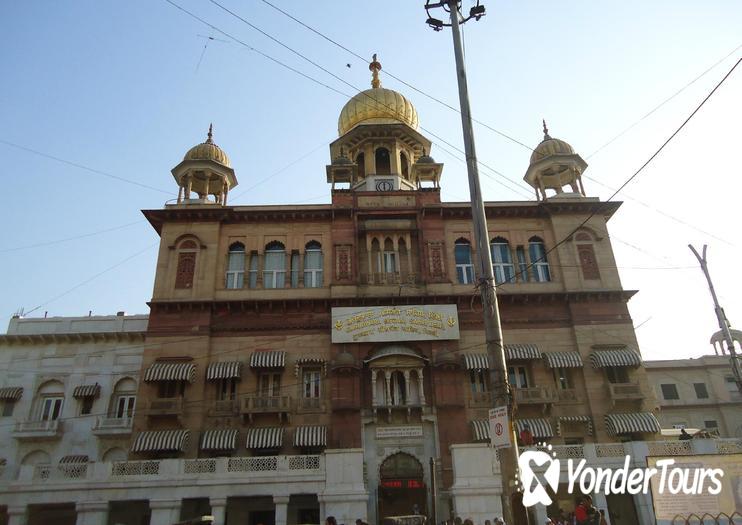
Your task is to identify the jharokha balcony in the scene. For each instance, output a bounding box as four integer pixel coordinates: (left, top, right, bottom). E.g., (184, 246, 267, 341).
(241, 395, 291, 422)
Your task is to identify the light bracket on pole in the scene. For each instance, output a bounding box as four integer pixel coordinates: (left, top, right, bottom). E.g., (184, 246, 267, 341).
(425, 0, 486, 31)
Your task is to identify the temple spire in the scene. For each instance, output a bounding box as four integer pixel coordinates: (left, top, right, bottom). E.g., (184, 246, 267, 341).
(542, 119, 551, 140)
(206, 123, 214, 144)
(369, 54, 382, 89)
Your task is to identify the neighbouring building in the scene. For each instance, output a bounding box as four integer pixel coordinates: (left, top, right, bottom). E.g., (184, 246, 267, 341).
(645, 354, 742, 438)
(8, 56, 741, 525)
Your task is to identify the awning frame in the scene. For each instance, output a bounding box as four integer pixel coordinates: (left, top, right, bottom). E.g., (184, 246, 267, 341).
(206, 361, 243, 381)
(144, 361, 196, 383)
(604, 412, 661, 436)
(131, 429, 191, 453)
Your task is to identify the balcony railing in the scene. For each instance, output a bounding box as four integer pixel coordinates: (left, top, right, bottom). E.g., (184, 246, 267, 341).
(468, 391, 493, 407)
(608, 382, 643, 403)
(299, 397, 324, 411)
(211, 399, 239, 415)
(556, 388, 579, 403)
(241, 395, 291, 422)
(12, 419, 62, 440)
(514, 386, 556, 405)
(92, 416, 133, 436)
(361, 272, 419, 286)
(148, 397, 184, 416)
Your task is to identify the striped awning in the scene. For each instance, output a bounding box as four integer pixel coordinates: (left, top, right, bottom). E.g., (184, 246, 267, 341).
(73, 384, 101, 399)
(515, 418, 554, 438)
(543, 352, 583, 368)
(144, 362, 196, 382)
(59, 455, 89, 464)
(605, 412, 661, 436)
(250, 351, 286, 369)
(505, 344, 541, 361)
(590, 347, 642, 368)
(557, 415, 593, 436)
(131, 429, 191, 452)
(246, 427, 284, 449)
(200, 429, 238, 451)
(0, 387, 23, 400)
(463, 353, 489, 370)
(294, 356, 327, 377)
(471, 419, 490, 441)
(206, 361, 242, 381)
(294, 426, 327, 447)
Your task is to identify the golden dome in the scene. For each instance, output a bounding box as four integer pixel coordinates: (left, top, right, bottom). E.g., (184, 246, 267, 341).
(529, 120, 575, 164)
(337, 55, 419, 136)
(183, 124, 231, 168)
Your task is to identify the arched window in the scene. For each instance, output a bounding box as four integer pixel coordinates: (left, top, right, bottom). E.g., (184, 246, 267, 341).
(102, 447, 127, 463)
(382, 238, 397, 274)
(225, 242, 246, 289)
(390, 371, 406, 406)
(291, 250, 300, 288)
(248, 250, 259, 289)
(21, 450, 50, 467)
(36, 380, 65, 422)
(454, 239, 474, 284)
(400, 152, 409, 178)
(111, 377, 136, 419)
(491, 237, 515, 284)
(175, 239, 198, 289)
(304, 241, 323, 288)
(375, 147, 391, 175)
(263, 241, 286, 289)
(575, 231, 600, 280)
(515, 246, 529, 282)
(356, 152, 365, 179)
(528, 236, 551, 282)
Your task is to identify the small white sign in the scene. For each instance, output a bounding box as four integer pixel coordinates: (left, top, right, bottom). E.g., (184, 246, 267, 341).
(376, 426, 424, 439)
(489, 407, 511, 449)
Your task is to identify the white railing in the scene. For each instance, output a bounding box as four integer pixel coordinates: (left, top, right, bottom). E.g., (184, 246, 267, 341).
(15, 419, 61, 433)
(33, 463, 88, 481)
(111, 460, 160, 477)
(93, 416, 133, 431)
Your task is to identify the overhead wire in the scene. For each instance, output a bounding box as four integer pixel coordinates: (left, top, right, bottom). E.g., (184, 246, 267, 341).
(0, 220, 146, 254)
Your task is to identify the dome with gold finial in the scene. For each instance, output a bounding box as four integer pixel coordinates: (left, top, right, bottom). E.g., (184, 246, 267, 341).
(529, 120, 575, 165)
(184, 124, 232, 168)
(337, 54, 419, 136)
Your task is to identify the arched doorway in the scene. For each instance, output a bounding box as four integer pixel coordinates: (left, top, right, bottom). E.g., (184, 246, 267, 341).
(378, 452, 427, 519)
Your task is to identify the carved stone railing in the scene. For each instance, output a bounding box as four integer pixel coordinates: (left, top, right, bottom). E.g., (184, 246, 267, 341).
(514, 386, 556, 404)
(595, 443, 626, 457)
(241, 395, 291, 414)
(111, 460, 161, 477)
(92, 416, 133, 436)
(607, 382, 643, 401)
(13, 419, 62, 439)
(361, 272, 419, 286)
(647, 441, 693, 457)
(148, 397, 183, 416)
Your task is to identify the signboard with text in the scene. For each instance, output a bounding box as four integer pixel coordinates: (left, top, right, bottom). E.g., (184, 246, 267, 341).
(489, 407, 511, 449)
(331, 305, 460, 343)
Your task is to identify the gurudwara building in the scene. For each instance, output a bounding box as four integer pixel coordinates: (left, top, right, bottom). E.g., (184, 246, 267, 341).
(4, 57, 741, 525)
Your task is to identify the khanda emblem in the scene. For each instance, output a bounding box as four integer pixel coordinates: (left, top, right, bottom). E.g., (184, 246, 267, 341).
(335, 320, 343, 330)
(447, 317, 456, 327)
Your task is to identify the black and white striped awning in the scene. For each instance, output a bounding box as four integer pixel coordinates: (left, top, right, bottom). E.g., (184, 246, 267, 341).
(589, 347, 642, 368)
(505, 344, 541, 361)
(294, 426, 327, 447)
(605, 412, 661, 436)
(200, 429, 238, 451)
(0, 387, 23, 400)
(463, 353, 489, 370)
(471, 419, 490, 441)
(245, 427, 284, 449)
(557, 416, 593, 436)
(543, 352, 583, 368)
(206, 362, 242, 381)
(144, 362, 196, 382)
(73, 384, 101, 399)
(59, 455, 89, 464)
(294, 356, 327, 377)
(515, 418, 554, 438)
(250, 351, 286, 369)
(131, 429, 191, 452)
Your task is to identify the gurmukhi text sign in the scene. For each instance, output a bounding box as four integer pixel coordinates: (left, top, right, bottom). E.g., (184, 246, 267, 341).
(331, 304, 460, 343)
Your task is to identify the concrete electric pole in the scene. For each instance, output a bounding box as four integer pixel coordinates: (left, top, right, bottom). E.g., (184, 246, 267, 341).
(424, 2, 523, 523)
(689, 244, 742, 395)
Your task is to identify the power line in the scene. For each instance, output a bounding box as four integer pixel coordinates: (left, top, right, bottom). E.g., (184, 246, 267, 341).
(0, 139, 172, 195)
(0, 220, 146, 254)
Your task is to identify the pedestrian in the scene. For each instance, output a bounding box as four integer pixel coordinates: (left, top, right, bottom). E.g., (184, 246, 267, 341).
(519, 424, 534, 446)
(485, 520, 491, 525)
(679, 428, 692, 441)
(326, 516, 337, 525)
(598, 510, 608, 525)
(493, 517, 505, 525)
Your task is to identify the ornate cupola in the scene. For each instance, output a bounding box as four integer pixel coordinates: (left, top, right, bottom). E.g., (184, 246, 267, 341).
(171, 124, 237, 205)
(327, 55, 442, 192)
(523, 121, 587, 201)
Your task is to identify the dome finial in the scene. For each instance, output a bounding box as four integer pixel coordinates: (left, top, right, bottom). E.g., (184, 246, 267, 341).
(542, 119, 551, 140)
(206, 123, 214, 144)
(369, 53, 382, 89)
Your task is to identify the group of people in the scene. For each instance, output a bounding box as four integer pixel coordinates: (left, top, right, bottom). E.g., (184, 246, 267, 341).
(545, 495, 609, 525)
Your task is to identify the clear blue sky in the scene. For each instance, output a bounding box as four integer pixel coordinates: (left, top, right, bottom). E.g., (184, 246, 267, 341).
(1, 1, 740, 361)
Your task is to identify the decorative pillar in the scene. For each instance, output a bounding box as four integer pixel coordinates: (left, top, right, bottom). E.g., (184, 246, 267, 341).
(210, 497, 228, 525)
(185, 173, 193, 199)
(405, 233, 413, 278)
(392, 237, 400, 275)
(298, 252, 305, 288)
(371, 369, 378, 407)
(256, 251, 264, 288)
(366, 235, 374, 281)
(274, 496, 290, 525)
(76, 502, 108, 525)
(403, 369, 411, 405)
(384, 370, 392, 406)
(149, 500, 181, 525)
(7, 506, 27, 525)
(417, 368, 426, 405)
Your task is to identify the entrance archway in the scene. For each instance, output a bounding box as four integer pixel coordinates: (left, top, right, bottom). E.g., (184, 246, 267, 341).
(378, 452, 427, 520)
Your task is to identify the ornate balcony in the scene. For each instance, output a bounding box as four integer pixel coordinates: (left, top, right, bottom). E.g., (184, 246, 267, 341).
(241, 395, 291, 422)
(13, 419, 63, 440)
(608, 382, 644, 406)
(514, 386, 556, 408)
(148, 397, 184, 417)
(92, 416, 133, 436)
(361, 272, 419, 286)
(210, 399, 239, 416)
(298, 397, 325, 412)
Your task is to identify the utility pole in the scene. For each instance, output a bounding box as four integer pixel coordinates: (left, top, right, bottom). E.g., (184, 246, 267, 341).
(689, 244, 742, 395)
(424, 2, 523, 523)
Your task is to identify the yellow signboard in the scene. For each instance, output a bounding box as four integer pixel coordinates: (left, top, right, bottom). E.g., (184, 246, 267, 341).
(331, 305, 460, 343)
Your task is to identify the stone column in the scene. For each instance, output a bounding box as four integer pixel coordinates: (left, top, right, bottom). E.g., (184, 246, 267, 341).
(149, 500, 181, 525)
(210, 497, 228, 525)
(298, 252, 305, 288)
(371, 369, 378, 407)
(416, 368, 426, 405)
(76, 502, 108, 525)
(384, 370, 392, 406)
(7, 506, 27, 525)
(403, 369, 411, 405)
(274, 496, 290, 525)
(405, 233, 413, 279)
(366, 235, 374, 281)
(533, 503, 549, 524)
(392, 237, 400, 275)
